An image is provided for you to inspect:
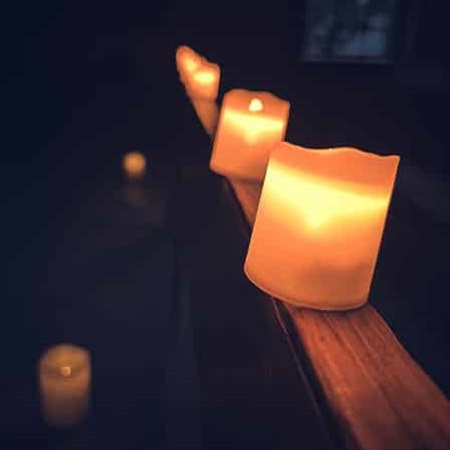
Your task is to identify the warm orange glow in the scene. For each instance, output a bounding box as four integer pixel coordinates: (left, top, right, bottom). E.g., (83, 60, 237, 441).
(224, 109, 286, 145)
(39, 344, 91, 427)
(210, 89, 290, 181)
(183, 54, 200, 73)
(190, 98, 219, 136)
(186, 62, 220, 100)
(60, 366, 72, 377)
(249, 98, 264, 112)
(123, 151, 147, 180)
(267, 163, 388, 234)
(192, 69, 216, 86)
(175, 45, 220, 100)
(175, 45, 221, 135)
(175, 46, 202, 82)
(244, 143, 400, 310)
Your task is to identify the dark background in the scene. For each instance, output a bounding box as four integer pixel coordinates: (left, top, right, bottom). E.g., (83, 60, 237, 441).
(2, 1, 449, 177)
(2, 0, 449, 166)
(1, 0, 449, 446)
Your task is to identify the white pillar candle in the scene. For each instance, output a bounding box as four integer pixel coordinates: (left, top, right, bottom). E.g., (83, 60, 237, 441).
(38, 344, 91, 427)
(175, 45, 220, 135)
(244, 142, 400, 310)
(210, 89, 290, 182)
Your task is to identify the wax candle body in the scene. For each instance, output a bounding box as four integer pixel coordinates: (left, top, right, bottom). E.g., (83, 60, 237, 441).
(190, 97, 219, 136)
(39, 344, 91, 427)
(176, 46, 203, 88)
(210, 89, 290, 181)
(176, 45, 220, 135)
(244, 143, 400, 310)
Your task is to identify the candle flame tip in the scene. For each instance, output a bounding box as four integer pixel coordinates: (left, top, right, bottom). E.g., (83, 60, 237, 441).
(249, 98, 264, 112)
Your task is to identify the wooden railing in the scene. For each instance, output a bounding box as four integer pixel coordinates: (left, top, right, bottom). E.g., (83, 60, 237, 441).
(224, 178, 450, 450)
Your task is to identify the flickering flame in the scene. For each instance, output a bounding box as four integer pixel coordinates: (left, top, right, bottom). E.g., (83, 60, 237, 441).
(60, 366, 72, 377)
(249, 98, 264, 112)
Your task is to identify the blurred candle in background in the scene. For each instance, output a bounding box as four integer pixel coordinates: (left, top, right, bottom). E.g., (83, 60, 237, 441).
(210, 89, 290, 182)
(39, 344, 91, 427)
(176, 45, 203, 86)
(123, 151, 147, 180)
(244, 142, 400, 310)
(176, 45, 220, 135)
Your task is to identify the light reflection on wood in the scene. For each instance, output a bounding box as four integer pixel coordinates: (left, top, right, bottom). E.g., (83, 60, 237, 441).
(227, 178, 450, 450)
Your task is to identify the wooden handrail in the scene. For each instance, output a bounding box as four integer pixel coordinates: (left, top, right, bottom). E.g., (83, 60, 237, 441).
(225, 178, 450, 450)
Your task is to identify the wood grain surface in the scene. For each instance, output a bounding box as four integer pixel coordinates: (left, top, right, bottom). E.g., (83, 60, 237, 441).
(225, 178, 450, 450)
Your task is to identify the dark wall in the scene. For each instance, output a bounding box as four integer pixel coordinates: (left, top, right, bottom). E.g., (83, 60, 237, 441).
(2, 1, 448, 172)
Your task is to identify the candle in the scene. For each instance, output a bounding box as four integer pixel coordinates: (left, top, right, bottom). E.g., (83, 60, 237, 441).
(123, 151, 147, 180)
(175, 45, 203, 87)
(176, 45, 219, 100)
(189, 98, 220, 136)
(244, 142, 400, 310)
(38, 344, 91, 427)
(176, 45, 220, 135)
(210, 89, 290, 182)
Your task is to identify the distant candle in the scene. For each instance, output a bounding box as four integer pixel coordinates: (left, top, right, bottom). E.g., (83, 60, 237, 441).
(176, 46, 220, 101)
(39, 344, 91, 427)
(175, 46, 203, 87)
(185, 60, 220, 101)
(244, 142, 400, 310)
(210, 89, 290, 181)
(123, 151, 147, 180)
(175, 45, 221, 135)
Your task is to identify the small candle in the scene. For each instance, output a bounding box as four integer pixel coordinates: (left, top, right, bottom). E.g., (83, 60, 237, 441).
(175, 45, 220, 135)
(210, 89, 290, 181)
(38, 344, 91, 427)
(244, 142, 400, 310)
(175, 45, 203, 87)
(176, 46, 220, 100)
(123, 151, 147, 180)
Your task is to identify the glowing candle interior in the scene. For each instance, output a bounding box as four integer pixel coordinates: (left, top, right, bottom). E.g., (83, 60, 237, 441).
(210, 89, 290, 181)
(175, 46, 220, 100)
(175, 45, 221, 134)
(38, 344, 91, 427)
(244, 142, 400, 310)
(175, 46, 203, 86)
